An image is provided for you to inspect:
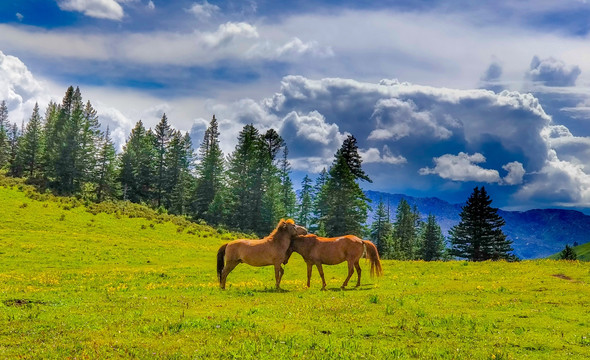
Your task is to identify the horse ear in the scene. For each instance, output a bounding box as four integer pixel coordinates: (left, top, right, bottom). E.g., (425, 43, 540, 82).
(285, 219, 294, 225)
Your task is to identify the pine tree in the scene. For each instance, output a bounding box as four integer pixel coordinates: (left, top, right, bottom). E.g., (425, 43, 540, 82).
(259, 129, 286, 234)
(392, 199, 421, 260)
(420, 214, 446, 261)
(51, 86, 84, 194)
(279, 146, 297, 218)
(78, 100, 101, 189)
(559, 244, 577, 260)
(8, 123, 22, 177)
(19, 103, 44, 178)
(41, 101, 60, 183)
(370, 199, 394, 257)
(297, 175, 313, 229)
(95, 127, 117, 202)
(193, 115, 225, 223)
(226, 124, 266, 233)
(340, 135, 372, 182)
(154, 113, 172, 208)
(449, 186, 513, 261)
(0, 100, 8, 169)
(311, 167, 328, 233)
(165, 131, 194, 214)
(118, 120, 156, 203)
(321, 145, 370, 237)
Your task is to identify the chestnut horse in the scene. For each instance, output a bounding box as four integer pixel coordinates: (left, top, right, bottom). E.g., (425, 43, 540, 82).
(216, 219, 307, 290)
(287, 234, 383, 290)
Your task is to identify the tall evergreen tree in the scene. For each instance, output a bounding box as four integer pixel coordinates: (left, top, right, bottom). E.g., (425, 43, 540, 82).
(154, 113, 172, 208)
(420, 214, 446, 261)
(370, 199, 394, 257)
(259, 129, 286, 233)
(78, 100, 101, 188)
(449, 186, 513, 261)
(311, 167, 328, 233)
(95, 127, 117, 202)
(340, 135, 372, 182)
(165, 131, 194, 214)
(19, 103, 44, 177)
(118, 120, 156, 203)
(193, 115, 225, 223)
(41, 101, 60, 182)
(226, 124, 266, 233)
(279, 146, 297, 218)
(8, 122, 22, 177)
(321, 144, 370, 237)
(392, 199, 421, 260)
(297, 175, 314, 229)
(0, 100, 8, 169)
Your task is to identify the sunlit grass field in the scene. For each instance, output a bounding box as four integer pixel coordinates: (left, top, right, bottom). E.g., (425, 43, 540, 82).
(1, 185, 590, 359)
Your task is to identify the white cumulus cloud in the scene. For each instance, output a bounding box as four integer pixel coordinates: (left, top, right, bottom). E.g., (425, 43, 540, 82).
(187, 0, 220, 19)
(57, 0, 124, 20)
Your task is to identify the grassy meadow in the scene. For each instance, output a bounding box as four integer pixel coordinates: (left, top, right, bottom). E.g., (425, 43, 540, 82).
(1, 184, 590, 359)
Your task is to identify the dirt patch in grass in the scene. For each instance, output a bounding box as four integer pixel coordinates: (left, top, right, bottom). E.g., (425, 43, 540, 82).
(552, 273, 573, 281)
(3, 299, 45, 307)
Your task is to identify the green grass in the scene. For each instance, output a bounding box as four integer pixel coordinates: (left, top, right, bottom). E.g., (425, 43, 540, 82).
(1, 185, 590, 359)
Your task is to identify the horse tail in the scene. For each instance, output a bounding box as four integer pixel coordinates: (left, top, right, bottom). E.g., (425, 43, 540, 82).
(363, 240, 383, 277)
(217, 244, 227, 283)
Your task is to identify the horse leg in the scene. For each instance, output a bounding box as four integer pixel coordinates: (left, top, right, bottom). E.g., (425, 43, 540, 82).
(278, 266, 285, 282)
(274, 264, 283, 289)
(306, 262, 313, 288)
(341, 261, 355, 289)
(354, 261, 362, 287)
(220, 260, 239, 290)
(316, 263, 327, 290)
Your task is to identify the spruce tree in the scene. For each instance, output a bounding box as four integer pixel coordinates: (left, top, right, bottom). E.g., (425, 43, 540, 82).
(165, 131, 194, 214)
(154, 114, 172, 208)
(279, 146, 297, 218)
(297, 175, 314, 229)
(193, 115, 225, 223)
(259, 129, 286, 233)
(78, 100, 101, 189)
(420, 214, 446, 261)
(449, 186, 513, 261)
(370, 199, 394, 257)
(8, 123, 22, 177)
(95, 127, 117, 202)
(41, 101, 60, 183)
(392, 199, 421, 260)
(321, 144, 370, 237)
(226, 124, 266, 233)
(0, 100, 8, 169)
(118, 120, 156, 203)
(559, 244, 577, 260)
(311, 167, 328, 233)
(340, 135, 372, 182)
(20, 103, 44, 177)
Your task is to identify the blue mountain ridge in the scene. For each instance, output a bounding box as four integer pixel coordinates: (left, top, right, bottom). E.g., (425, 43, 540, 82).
(364, 190, 590, 259)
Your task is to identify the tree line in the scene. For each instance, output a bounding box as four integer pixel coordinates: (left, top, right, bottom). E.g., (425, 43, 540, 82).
(0, 86, 516, 261)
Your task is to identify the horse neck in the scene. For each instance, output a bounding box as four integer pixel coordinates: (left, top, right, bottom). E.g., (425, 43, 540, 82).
(271, 229, 292, 249)
(292, 235, 313, 255)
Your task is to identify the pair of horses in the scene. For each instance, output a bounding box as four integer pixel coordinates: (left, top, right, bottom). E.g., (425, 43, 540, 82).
(216, 219, 383, 290)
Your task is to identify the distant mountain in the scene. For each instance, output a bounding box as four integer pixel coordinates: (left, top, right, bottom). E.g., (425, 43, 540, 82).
(365, 190, 590, 259)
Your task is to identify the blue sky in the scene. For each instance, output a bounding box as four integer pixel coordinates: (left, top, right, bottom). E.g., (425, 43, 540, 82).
(2, 0, 590, 212)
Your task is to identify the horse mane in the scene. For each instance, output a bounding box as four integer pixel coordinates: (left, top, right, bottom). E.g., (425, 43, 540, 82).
(265, 219, 295, 239)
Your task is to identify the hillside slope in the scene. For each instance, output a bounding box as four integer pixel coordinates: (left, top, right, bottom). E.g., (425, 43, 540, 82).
(2, 185, 590, 359)
(366, 191, 590, 259)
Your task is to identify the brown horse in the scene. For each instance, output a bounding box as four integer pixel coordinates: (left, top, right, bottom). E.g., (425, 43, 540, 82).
(216, 219, 307, 290)
(287, 234, 383, 290)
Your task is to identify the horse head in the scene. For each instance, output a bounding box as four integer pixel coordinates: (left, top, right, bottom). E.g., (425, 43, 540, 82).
(281, 218, 308, 237)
